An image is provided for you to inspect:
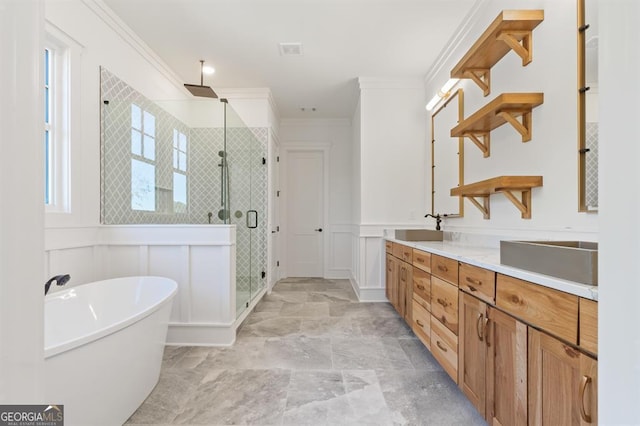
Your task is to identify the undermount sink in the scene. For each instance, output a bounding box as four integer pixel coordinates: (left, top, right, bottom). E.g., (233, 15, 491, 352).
(500, 240, 598, 285)
(394, 229, 443, 242)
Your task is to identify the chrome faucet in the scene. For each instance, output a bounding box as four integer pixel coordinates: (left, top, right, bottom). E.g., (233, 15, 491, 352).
(44, 274, 71, 295)
(425, 213, 443, 231)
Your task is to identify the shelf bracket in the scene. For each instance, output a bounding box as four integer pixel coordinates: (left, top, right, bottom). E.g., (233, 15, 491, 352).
(463, 132, 490, 158)
(463, 69, 491, 96)
(497, 30, 533, 65)
(497, 109, 532, 142)
(501, 189, 533, 219)
(465, 195, 490, 220)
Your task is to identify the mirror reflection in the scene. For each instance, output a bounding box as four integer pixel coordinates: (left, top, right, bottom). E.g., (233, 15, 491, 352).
(579, 0, 598, 211)
(431, 89, 464, 217)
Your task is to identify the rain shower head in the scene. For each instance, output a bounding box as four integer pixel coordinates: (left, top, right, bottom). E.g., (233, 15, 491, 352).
(184, 60, 218, 98)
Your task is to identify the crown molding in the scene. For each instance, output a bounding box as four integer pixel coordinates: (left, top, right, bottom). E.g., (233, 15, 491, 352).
(423, 0, 489, 85)
(217, 88, 281, 123)
(81, 0, 190, 97)
(357, 77, 424, 90)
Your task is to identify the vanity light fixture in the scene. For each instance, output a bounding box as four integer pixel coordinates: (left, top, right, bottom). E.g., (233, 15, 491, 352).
(426, 78, 460, 111)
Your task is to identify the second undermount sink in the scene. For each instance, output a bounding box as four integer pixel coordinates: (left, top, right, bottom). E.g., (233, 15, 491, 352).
(394, 229, 444, 242)
(500, 240, 598, 285)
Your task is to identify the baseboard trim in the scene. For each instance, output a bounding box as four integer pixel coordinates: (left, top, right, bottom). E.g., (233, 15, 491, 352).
(166, 322, 236, 347)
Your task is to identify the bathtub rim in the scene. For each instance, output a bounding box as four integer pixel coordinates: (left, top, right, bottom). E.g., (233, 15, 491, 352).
(44, 276, 177, 359)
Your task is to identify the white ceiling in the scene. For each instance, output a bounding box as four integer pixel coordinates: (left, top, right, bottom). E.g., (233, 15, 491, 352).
(102, 0, 477, 119)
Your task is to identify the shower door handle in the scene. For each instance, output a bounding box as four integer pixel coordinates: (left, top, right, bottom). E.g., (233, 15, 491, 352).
(246, 210, 258, 229)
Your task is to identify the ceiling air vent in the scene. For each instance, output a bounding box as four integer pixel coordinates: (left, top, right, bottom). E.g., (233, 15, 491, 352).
(279, 42, 303, 56)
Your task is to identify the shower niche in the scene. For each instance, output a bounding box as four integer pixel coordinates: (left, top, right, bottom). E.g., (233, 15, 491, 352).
(100, 68, 267, 316)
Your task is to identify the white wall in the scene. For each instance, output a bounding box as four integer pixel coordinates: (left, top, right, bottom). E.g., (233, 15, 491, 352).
(598, 0, 640, 423)
(425, 0, 597, 240)
(350, 78, 427, 300)
(358, 78, 428, 225)
(0, 0, 45, 403)
(279, 119, 352, 279)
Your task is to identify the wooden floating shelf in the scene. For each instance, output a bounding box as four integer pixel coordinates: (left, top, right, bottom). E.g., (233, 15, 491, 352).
(451, 10, 544, 96)
(450, 93, 543, 157)
(450, 176, 543, 219)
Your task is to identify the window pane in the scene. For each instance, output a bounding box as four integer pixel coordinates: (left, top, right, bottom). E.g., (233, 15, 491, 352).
(173, 129, 178, 148)
(173, 147, 178, 169)
(173, 172, 187, 213)
(131, 129, 142, 155)
(44, 49, 50, 85)
(44, 87, 50, 124)
(131, 104, 142, 130)
(143, 111, 155, 137)
(143, 135, 155, 160)
(179, 152, 187, 172)
(44, 131, 50, 204)
(131, 159, 155, 211)
(179, 133, 187, 152)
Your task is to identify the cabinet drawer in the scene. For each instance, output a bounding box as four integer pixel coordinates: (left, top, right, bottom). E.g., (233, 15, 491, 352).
(412, 249, 431, 273)
(459, 262, 496, 303)
(392, 243, 413, 263)
(579, 298, 598, 355)
(385, 240, 393, 253)
(413, 292, 430, 313)
(431, 254, 458, 285)
(412, 300, 431, 350)
(496, 274, 579, 344)
(412, 268, 431, 310)
(431, 276, 459, 335)
(431, 314, 458, 384)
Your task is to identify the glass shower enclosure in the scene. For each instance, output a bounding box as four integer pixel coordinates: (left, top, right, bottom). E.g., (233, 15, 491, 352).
(100, 67, 266, 317)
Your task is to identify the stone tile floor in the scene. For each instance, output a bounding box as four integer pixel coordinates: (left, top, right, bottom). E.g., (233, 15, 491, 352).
(126, 278, 485, 425)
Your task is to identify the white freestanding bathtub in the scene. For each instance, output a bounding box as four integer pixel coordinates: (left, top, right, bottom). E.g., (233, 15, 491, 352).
(44, 276, 178, 426)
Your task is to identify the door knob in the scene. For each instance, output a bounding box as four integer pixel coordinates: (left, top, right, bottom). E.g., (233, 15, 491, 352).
(315, 228, 323, 232)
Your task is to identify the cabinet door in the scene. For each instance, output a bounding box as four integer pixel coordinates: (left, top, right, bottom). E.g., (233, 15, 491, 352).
(386, 254, 398, 309)
(529, 328, 594, 426)
(396, 262, 413, 322)
(385, 253, 394, 304)
(486, 307, 528, 426)
(458, 293, 487, 417)
(397, 263, 407, 318)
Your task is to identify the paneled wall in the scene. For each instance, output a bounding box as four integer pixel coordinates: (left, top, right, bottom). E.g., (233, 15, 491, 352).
(45, 225, 238, 345)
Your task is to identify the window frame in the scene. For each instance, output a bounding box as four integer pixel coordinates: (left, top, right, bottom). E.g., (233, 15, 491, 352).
(43, 29, 71, 214)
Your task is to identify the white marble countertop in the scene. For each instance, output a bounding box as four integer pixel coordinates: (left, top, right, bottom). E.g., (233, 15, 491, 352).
(385, 238, 598, 301)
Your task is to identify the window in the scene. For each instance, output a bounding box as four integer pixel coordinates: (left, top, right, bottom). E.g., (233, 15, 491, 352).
(173, 129, 188, 213)
(43, 33, 71, 212)
(44, 48, 52, 204)
(131, 104, 156, 211)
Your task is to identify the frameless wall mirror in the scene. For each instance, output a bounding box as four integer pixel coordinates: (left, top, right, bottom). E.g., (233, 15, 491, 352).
(431, 88, 464, 217)
(578, 0, 599, 212)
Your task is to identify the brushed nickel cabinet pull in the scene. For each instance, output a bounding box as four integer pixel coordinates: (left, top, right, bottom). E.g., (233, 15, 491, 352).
(436, 341, 448, 352)
(476, 313, 484, 341)
(416, 319, 425, 327)
(436, 298, 447, 307)
(580, 375, 593, 423)
(416, 256, 424, 263)
(438, 265, 448, 272)
(417, 284, 425, 291)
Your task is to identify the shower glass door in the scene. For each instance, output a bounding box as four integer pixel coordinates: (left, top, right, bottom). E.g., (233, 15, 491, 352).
(225, 104, 267, 317)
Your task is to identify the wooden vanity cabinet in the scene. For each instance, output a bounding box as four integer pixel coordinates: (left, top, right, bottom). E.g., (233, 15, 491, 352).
(385, 253, 398, 311)
(386, 242, 413, 324)
(397, 260, 413, 324)
(459, 292, 528, 425)
(529, 328, 598, 425)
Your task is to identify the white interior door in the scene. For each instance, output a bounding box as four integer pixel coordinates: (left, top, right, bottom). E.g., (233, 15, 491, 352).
(286, 150, 324, 277)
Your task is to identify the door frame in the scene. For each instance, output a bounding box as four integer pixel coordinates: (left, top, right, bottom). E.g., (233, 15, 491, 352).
(280, 142, 330, 278)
